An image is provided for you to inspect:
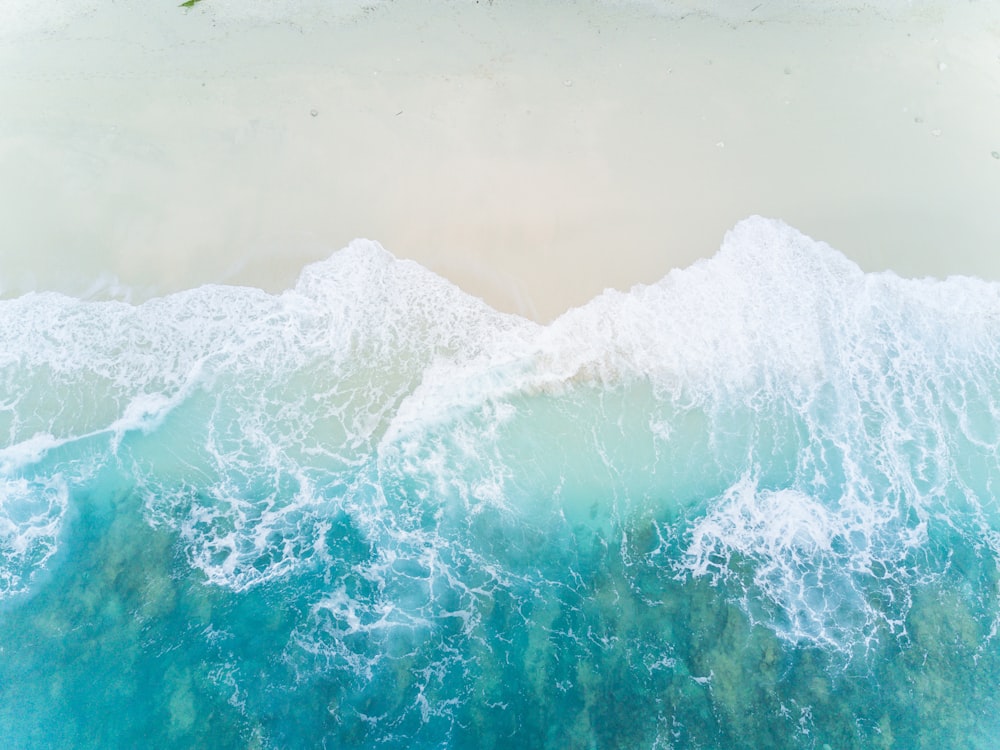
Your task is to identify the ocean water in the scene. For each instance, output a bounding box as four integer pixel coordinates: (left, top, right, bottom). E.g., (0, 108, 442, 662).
(1, 216, 999, 748)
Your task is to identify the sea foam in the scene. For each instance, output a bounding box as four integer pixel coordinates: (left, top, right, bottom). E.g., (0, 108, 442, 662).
(2, 217, 999, 747)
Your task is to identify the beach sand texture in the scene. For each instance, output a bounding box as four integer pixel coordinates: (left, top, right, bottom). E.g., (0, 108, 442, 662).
(1, 0, 999, 319)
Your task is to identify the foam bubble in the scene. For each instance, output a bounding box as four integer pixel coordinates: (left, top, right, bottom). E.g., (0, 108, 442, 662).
(366, 217, 1000, 656)
(4, 218, 1000, 664)
(0, 433, 61, 474)
(0, 476, 68, 598)
(681, 476, 904, 651)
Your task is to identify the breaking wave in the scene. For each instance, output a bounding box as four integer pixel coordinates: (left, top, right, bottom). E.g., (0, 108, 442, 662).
(2, 217, 999, 748)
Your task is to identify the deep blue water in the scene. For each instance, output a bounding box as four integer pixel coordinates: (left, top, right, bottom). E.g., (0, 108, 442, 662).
(2, 217, 999, 748)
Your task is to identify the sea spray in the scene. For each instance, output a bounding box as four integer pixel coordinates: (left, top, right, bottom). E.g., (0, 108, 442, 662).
(1, 217, 999, 748)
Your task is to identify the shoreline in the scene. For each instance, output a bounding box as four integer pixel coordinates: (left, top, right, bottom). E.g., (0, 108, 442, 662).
(1, 0, 998, 320)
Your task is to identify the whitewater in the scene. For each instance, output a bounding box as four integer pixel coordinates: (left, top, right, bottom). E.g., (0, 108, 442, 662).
(1, 217, 998, 748)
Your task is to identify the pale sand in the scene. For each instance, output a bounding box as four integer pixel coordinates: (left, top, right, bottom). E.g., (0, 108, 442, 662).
(1, 0, 998, 320)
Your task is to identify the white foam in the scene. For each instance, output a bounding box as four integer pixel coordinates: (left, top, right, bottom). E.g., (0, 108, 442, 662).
(4, 217, 1000, 655)
(0, 433, 61, 474)
(381, 217, 866, 437)
(0, 476, 68, 598)
(366, 217, 1000, 653)
(682, 476, 908, 651)
(120, 239, 536, 589)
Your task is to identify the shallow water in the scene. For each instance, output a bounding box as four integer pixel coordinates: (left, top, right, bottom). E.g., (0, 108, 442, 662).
(1, 217, 999, 747)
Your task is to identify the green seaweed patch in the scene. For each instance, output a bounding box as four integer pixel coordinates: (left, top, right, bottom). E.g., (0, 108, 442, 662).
(179, 0, 204, 8)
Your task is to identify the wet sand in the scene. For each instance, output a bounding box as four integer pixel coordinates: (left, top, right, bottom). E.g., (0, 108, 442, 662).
(1, 0, 998, 320)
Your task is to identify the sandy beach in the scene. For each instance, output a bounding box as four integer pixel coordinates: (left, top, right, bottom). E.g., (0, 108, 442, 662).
(1, 0, 998, 320)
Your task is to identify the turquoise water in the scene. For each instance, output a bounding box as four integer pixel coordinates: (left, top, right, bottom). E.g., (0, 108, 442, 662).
(2, 217, 999, 748)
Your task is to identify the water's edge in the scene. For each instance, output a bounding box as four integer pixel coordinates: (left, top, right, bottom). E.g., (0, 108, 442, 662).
(1, 217, 999, 748)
